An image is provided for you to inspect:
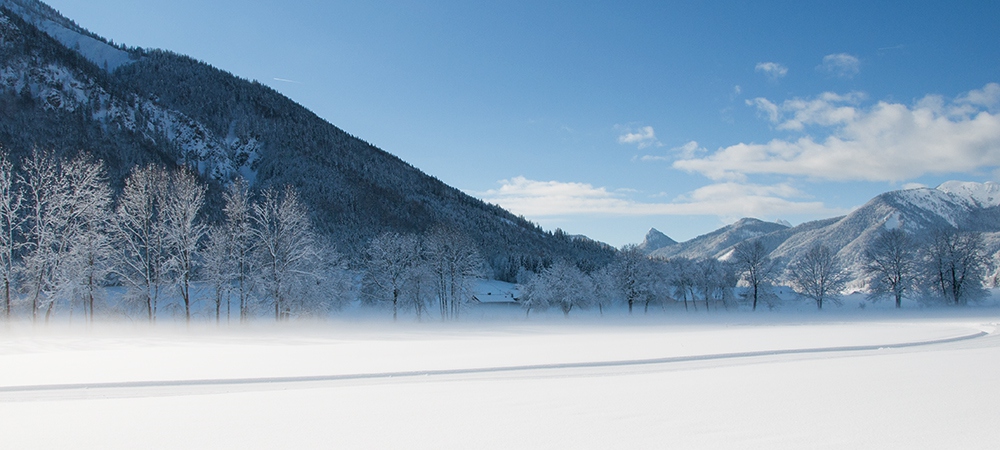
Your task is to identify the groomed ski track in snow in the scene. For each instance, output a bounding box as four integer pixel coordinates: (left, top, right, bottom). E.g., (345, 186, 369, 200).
(0, 329, 988, 399)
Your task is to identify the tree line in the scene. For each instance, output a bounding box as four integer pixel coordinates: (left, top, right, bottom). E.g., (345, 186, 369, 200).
(516, 227, 994, 316)
(0, 149, 485, 324)
(0, 148, 991, 324)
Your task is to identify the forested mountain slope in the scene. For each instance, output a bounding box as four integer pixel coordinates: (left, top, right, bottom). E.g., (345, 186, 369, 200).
(0, 1, 615, 279)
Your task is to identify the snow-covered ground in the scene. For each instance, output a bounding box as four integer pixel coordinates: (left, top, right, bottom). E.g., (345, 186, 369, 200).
(1, 308, 999, 449)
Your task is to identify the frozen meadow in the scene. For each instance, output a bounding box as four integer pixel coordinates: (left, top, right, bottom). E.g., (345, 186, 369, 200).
(1, 302, 1000, 449)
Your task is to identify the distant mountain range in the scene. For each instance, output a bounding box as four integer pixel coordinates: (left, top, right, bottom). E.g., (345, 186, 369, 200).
(0, 0, 615, 280)
(642, 181, 1000, 284)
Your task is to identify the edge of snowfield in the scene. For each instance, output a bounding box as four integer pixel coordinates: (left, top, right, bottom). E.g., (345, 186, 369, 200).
(2, 307, 1000, 450)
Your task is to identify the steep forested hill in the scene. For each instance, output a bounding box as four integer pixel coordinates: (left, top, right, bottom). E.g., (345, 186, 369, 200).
(0, 1, 615, 279)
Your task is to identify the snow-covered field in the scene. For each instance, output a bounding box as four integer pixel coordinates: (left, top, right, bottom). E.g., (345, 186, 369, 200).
(2, 308, 999, 449)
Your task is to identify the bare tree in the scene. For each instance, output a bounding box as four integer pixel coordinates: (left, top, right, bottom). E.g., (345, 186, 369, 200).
(923, 229, 988, 305)
(21, 151, 111, 322)
(202, 225, 231, 323)
(614, 244, 653, 315)
(59, 156, 113, 323)
(787, 244, 848, 310)
(0, 151, 23, 320)
(21, 150, 61, 322)
(732, 240, 778, 311)
(863, 228, 916, 308)
(160, 168, 207, 323)
(694, 258, 737, 312)
(524, 261, 594, 317)
(223, 178, 255, 322)
(114, 164, 169, 322)
(252, 186, 319, 321)
(424, 227, 482, 321)
(364, 232, 420, 321)
(667, 257, 696, 311)
(590, 264, 617, 316)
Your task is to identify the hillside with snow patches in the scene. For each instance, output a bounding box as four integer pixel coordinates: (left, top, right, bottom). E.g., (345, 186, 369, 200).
(646, 181, 1000, 284)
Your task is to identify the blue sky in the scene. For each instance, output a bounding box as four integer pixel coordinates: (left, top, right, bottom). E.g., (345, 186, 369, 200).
(42, 0, 1000, 247)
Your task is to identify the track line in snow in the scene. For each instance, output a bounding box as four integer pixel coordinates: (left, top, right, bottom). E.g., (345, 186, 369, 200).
(0, 330, 987, 398)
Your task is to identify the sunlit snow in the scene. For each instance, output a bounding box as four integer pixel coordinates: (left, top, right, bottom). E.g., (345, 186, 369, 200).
(2, 305, 999, 449)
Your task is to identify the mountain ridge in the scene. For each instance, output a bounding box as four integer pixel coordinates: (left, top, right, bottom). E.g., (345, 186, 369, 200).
(644, 181, 1000, 284)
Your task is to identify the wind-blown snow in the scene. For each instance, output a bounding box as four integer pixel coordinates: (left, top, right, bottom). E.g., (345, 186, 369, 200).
(2, 309, 999, 449)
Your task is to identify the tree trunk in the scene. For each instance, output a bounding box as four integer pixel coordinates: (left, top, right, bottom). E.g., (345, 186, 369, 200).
(392, 289, 398, 322)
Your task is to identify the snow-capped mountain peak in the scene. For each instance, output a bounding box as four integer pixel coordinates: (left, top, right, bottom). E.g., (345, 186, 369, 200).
(936, 180, 1000, 208)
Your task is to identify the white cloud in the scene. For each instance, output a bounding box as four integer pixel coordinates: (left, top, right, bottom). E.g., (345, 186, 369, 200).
(617, 125, 661, 149)
(674, 84, 1000, 182)
(747, 97, 781, 123)
(957, 82, 1000, 111)
(818, 53, 860, 78)
(755, 62, 788, 80)
(478, 177, 840, 219)
(640, 141, 704, 162)
(749, 91, 866, 131)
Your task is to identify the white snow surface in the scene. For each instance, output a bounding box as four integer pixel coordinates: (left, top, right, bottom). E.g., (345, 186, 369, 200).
(937, 180, 1000, 208)
(2, 309, 1000, 449)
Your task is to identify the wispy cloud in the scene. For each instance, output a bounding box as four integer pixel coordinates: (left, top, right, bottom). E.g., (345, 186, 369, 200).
(273, 77, 301, 84)
(616, 125, 662, 149)
(478, 176, 841, 219)
(674, 83, 1000, 182)
(640, 141, 705, 162)
(755, 62, 788, 80)
(818, 53, 860, 78)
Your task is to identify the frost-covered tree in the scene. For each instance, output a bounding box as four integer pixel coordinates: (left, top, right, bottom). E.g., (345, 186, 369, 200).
(0, 151, 23, 320)
(533, 261, 595, 317)
(404, 255, 434, 320)
(515, 268, 548, 318)
(202, 225, 231, 323)
(787, 244, 848, 310)
(863, 228, 916, 308)
(252, 186, 319, 321)
(58, 156, 113, 323)
(21, 150, 61, 322)
(364, 232, 420, 321)
(922, 229, 988, 305)
(223, 178, 256, 322)
(732, 240, 778, 311)
(21, 151, 111, 322)
(614, 244, 654, 315)
(424, 227, 483, 320)
(694, 258, 737, 312)
(668, 257, 696, 311)
(114, 164, 169, 322)
(590, 264, 617, 316)
(160, 167, 206, 323)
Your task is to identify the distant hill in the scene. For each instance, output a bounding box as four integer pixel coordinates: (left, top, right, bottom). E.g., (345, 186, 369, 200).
(649, 218, 790, 260)
(645, 182, 1000, 285)
(0, 0, 615, 280)
(637, 228, 676, 254)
